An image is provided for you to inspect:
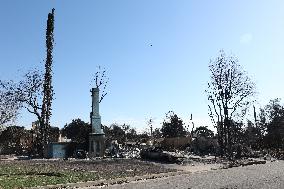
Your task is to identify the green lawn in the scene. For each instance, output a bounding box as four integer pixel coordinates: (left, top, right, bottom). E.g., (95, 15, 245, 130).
(0, 165, 100, 189)
(0, 159, 175, 189)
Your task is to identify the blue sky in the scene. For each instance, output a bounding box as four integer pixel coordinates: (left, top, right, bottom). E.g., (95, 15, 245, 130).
(1, 1, 284, 132)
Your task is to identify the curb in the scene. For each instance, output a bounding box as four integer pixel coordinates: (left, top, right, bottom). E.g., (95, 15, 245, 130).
(26, 171, 190, 189)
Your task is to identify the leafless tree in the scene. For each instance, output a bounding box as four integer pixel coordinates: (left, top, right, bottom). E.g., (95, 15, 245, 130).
(18, 69, 43, 122)
(206, 50, 256, 157)
(13, 69, 45, 156)
(0, 80, 22, 130)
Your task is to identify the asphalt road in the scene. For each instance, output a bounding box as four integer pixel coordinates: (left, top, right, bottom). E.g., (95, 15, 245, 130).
(92, 160, 284, 189)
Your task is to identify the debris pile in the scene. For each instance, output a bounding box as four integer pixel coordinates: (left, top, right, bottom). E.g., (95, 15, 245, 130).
(105, 140, 141, 159)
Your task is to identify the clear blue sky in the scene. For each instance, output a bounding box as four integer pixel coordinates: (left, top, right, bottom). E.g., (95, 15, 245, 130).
(1, 1, 284, 132)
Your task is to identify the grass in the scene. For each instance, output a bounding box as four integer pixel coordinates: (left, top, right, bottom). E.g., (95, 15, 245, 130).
(0, 159, 175, 189)
(0, 164, 99, 188)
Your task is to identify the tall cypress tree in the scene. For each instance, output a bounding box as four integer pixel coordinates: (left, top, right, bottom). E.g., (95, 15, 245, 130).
(41, 8, 55, 155)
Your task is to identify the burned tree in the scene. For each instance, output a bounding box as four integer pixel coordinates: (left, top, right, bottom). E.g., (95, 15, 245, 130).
(206, 50, 256, 157)
(0, 9, 55, 157)
(93, 66, 109, 103)
(41, 8, 55, 151)
(18, 70, 43, 117)
(17, 69, 44, 155)
(18, 9, 55, 157)
(26, 9, 56, 156)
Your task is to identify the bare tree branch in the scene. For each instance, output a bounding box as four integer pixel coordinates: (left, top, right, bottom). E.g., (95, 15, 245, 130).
(206, 50, 256, 157)
(0, 80, 22, 128)
(93, 66, 109, 103)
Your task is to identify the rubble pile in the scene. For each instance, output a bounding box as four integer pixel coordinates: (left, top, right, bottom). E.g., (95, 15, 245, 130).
(105, 141, 142, 159)
(120, 146, 141, 159)
(104, 140, 280, 170)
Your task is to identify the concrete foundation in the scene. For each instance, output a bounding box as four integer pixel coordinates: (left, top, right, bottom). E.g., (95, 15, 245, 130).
(89, 133, 105, 157)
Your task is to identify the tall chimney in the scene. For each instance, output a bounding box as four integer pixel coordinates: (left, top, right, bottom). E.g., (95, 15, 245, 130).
(91, 88, 103, 134)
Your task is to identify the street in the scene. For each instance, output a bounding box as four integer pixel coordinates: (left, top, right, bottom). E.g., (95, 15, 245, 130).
(90, 160, 284, 189)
